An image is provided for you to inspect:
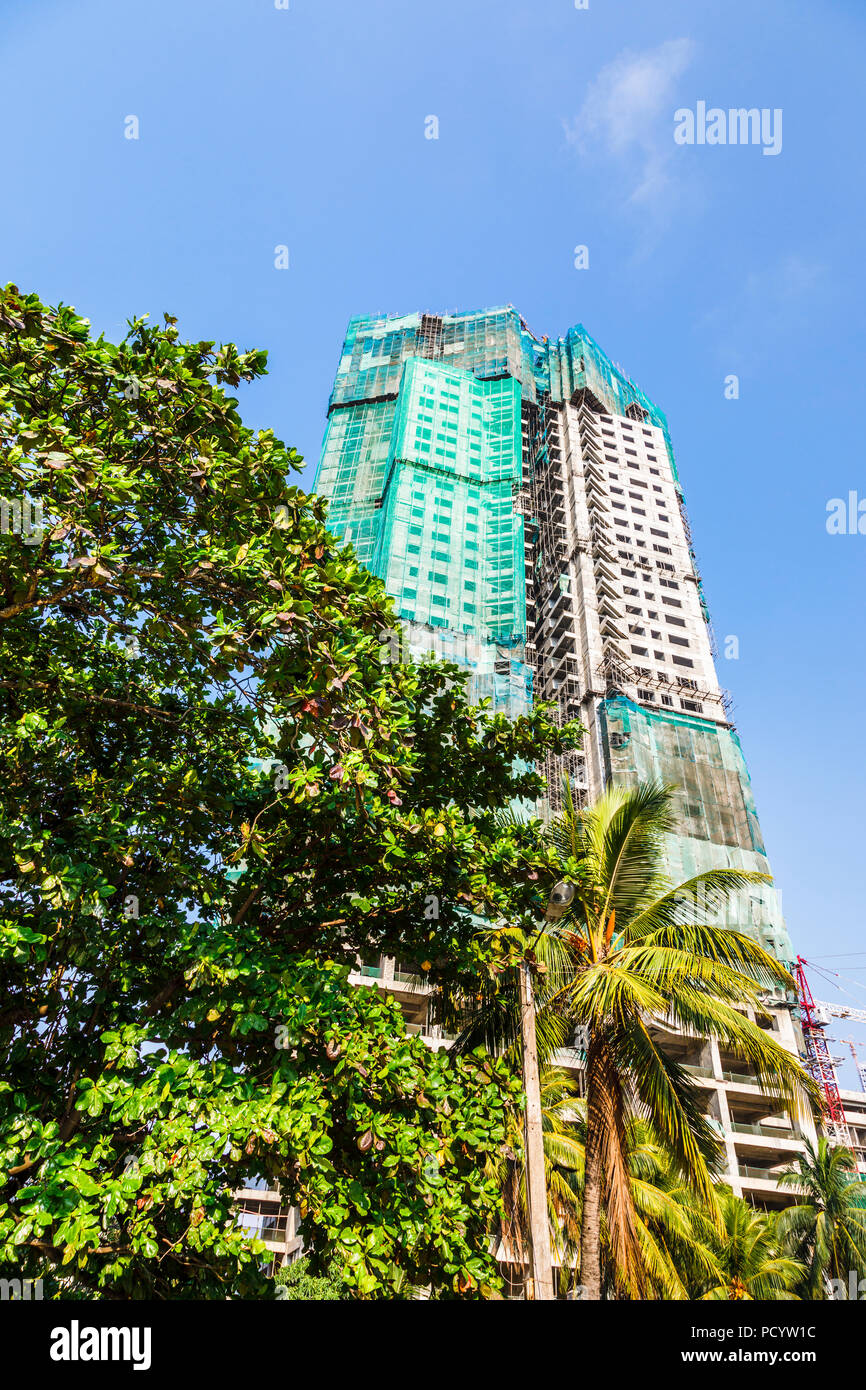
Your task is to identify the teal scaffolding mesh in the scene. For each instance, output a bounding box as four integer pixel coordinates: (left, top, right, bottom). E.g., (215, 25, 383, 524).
(600, 697, 793, 963)
(375, 360, 524, 639)
(314, 325, 533, 715)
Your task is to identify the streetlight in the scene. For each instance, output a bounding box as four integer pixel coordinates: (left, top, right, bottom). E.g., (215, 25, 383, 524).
(545, 880, 576, 923)
(520, 880, 575, 1301)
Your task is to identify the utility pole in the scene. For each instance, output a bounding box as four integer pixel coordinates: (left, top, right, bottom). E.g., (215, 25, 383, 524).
(519, 958, 553, 1301)
(520, 880, 575, 1302)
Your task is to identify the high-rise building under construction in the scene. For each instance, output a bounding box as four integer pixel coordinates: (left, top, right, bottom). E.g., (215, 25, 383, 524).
(306, 304, 817, 1217)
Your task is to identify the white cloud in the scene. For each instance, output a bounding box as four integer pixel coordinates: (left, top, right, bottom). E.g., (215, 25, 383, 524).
(566, 39, 697, 217)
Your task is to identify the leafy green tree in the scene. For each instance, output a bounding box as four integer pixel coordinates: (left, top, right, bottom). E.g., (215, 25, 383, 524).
(693, 1193, 804, 1300)
(274, 1255, 348, 1300)
(0, 286, 579, 1299)
(545, 782, 819, 1300)
(778, 1138, 866, 1298)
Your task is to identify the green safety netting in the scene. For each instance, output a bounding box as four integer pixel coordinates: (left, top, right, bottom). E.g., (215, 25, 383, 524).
(600, 697, 793, 962)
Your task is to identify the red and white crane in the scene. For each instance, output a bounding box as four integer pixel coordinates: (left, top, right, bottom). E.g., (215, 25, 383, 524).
(793, 957, 852, 1147)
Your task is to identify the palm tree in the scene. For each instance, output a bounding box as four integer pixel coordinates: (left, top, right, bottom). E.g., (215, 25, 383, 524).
(693, 1192, 804, 1299)
(546, 781, 819, 1300)
(777, 1138, 866, 1298)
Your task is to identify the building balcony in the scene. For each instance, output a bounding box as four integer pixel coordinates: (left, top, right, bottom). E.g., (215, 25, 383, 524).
(719, 1070, 762, 1089)
(405, 1021, 456, 1050)
(736, 1164, 790, 1182)
(392, 967, 426, 991)
(730, 1120, 800, 1141)
(726, 1168, 797, 1210)
(349, 958, 432, 997)
(546, 627, 574, 658)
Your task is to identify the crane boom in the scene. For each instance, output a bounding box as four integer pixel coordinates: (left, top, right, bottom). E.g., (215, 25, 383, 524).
(813, 1000, 866, 1026)
(794, 959, 852, 1146)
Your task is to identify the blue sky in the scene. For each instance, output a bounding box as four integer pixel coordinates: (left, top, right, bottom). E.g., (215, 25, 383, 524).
(3, 0, 865, 1078)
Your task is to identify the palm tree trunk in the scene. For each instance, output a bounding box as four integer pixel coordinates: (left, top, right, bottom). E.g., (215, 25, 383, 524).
(580, 1058, 604, 1300)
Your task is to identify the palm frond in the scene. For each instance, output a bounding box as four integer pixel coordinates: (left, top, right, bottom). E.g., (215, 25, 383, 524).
(612, 1018, 723, 1206)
